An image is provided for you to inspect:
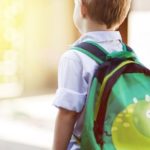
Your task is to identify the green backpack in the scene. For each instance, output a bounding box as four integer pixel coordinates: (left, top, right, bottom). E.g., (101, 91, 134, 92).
(71, 41, 150, 150)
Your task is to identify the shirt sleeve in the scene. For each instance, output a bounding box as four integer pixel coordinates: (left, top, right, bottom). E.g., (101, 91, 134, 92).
(53, 51, 88, 112)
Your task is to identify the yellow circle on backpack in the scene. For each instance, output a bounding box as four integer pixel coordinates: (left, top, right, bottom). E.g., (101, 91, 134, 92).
(112, 100, 150, 150)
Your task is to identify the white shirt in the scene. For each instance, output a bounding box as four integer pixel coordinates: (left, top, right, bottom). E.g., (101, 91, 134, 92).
(53, 31, 123, 149)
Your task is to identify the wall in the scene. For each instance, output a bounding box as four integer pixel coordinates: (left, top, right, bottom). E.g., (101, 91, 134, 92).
(23, 0, 78, 95)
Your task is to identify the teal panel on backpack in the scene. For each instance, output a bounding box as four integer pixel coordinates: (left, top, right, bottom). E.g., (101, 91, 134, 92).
(103, 73, 150, 150)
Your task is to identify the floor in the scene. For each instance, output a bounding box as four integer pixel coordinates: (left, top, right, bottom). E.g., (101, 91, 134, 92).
(0, 94, 57, 150)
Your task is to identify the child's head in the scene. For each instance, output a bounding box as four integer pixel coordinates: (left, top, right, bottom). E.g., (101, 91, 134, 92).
(73, 0, 131, 33)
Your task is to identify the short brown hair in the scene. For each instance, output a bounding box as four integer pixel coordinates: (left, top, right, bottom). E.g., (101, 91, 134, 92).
(82, 0, 131, 28)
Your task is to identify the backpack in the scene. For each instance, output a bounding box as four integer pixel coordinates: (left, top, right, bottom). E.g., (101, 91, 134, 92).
(71, 41, 150, 150)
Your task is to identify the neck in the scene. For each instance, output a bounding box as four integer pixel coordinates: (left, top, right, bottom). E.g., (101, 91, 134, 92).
(81, 19, 117, 34)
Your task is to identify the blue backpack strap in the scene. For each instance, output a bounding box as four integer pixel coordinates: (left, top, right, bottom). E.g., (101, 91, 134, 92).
(125, 44, 134, 52)
(124, 44, 140, 63)
(71, 41, 137, 64)
(71, 41, 109, 64)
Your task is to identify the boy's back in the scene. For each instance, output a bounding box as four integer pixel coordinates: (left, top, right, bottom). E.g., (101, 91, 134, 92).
(52, 0, 132, 150)
(53, 31, 125, 149)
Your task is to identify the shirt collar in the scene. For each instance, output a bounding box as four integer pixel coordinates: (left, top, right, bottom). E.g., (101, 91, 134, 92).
(73, 31, 122, 46)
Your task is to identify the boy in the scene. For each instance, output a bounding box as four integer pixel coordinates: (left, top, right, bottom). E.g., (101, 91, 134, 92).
(52, 0, 131, 149)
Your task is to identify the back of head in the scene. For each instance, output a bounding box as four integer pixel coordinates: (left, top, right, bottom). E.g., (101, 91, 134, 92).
(82, 0, 131, 29)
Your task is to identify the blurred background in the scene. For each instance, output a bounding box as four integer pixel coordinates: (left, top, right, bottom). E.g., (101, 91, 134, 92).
(0, 0, 150, 150)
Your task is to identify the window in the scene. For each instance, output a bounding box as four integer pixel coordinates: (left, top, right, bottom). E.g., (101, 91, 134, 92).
(128, 1, 150, 69)
(0, 0, 24, 98)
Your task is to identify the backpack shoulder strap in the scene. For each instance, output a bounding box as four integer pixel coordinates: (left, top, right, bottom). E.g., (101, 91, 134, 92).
(125, 44, 134, 52)
(125, 44, 140, 63)
(71, 41, 109, 64)
(71, 41, 138, 64)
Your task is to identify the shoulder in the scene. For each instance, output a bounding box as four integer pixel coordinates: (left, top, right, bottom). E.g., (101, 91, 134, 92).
(60, 50, 82, 64)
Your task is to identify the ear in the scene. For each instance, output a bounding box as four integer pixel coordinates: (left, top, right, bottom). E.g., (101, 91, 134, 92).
(80, 2, 87, 18)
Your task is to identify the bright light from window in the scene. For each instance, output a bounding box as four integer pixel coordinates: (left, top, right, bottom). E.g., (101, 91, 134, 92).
(128, 11, 150, 69)
(0, 0, 24, 99)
